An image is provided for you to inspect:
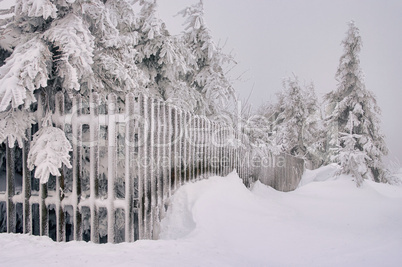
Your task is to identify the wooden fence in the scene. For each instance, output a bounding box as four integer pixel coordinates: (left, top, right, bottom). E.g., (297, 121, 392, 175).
(0, 92, 304, 243)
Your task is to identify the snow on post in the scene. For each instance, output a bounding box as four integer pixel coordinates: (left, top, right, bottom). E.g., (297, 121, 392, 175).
(107, 93, 117, 243)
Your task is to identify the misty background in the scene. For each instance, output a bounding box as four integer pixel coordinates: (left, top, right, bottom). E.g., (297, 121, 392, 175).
(158, 0, 402, 164)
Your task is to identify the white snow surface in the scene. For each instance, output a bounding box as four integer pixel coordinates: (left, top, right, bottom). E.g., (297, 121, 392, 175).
(1, 168, 402, 266)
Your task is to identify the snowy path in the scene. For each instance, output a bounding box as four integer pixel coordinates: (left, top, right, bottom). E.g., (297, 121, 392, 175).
(0, 168, 401, 267)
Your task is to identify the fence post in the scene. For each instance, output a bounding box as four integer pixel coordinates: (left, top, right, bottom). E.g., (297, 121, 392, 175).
(89, 92, 100, 243)
(155, 100, 162, 227)
(135, 93, 144, 240)
(201, 118, 206, 178)
(165, 104, 172, 199)
(161, 102, 169, 207)
(54, 92, 65, 242)
(72, 95, 82, 241)
(171, 107, 179, 191)
(194, 116, 199, 180)
(22, 130, 31, 234)
(182, 111, 189, 184)
(107, 94, 117, 243)
(141, 95, 150, 239)
(37, 93, 48, 237)
(125, 93, 135, 242)
(6, 143, 15, 233)
(149, 98, 157, 239)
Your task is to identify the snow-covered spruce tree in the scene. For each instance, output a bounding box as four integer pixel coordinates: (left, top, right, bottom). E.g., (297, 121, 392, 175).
(325, 21, 388, 183)
(0, 1, 151, 184)
(134, 0, 203, 112)
(270, 75, 320, 160)
(177, 0, 236, 117)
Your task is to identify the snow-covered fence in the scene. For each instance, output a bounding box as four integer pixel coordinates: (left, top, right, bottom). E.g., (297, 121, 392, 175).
(0, 92, 304, 243)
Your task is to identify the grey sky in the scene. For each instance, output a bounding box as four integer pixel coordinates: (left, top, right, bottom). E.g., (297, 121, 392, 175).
(158, 0, 402, 163)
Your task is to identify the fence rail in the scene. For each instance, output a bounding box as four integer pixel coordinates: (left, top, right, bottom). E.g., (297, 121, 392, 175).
(0, 92, 304, 243)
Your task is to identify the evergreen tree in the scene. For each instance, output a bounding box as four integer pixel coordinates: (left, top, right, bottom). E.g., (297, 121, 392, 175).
(177, 0, 236, 116)
(0, 0, 237, 182)
(134, 0, 202, 111)
(270, 75, 319, 159)
(325, 21, 388, 183)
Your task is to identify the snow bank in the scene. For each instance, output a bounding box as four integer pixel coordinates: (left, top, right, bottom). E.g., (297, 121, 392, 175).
(1, 169, 402, 266)
(298, 163, 339, 186)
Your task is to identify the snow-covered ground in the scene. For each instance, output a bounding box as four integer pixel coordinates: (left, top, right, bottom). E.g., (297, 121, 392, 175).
(1, 166, 402, 267)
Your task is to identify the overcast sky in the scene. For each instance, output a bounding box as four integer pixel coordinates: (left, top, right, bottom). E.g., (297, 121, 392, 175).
(158, 0, 402, 163)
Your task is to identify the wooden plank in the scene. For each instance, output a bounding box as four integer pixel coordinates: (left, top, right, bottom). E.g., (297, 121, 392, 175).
(89, 92, 100, 243)
(171, 107, 178, 191)
(6, 144, 15, 233)
(125, 93, 135, 242)
(133, 93, 142, 241)
(72, 95, 82, 241)
(138, 94, 147, 240)
(22, 130, 31, 234)
(37, 94, 48, 237)
(165, 104, 172, 198)
(54, 92, 65, 242)
(107, 94, 117, 243)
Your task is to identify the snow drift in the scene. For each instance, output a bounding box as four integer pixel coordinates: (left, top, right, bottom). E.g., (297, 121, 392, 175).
(0, 168, 402, 266)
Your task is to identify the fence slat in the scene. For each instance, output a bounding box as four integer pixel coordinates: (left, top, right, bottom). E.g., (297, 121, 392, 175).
(54, 92, 65, 242)
(22, 130, 31, 234)
(171, 107, 179, 191)
(6, 144, 15, 233)
(36, 94, 48, 237)
(89, 92, 100, 243)
(107, 94, 117, 243)
(125, 93, 135, 242)
(141, 95, 150, 239)
(72, 95, 82, 241)
(133, 94, 142, 241)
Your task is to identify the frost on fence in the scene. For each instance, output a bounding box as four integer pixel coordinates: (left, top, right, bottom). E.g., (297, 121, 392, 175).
(0, 91, 305, 242)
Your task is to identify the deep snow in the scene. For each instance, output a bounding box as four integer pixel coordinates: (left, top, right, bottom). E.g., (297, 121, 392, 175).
(0, 166, 402, 267)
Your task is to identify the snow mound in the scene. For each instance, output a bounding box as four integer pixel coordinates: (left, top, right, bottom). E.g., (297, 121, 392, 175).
(160, 170, 251, 239)
(1, 169, 402, 266)
(298, 163, 339, 186)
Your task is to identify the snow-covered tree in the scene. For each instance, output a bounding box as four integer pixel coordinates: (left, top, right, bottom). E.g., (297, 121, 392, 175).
(0, 0, 148, 188)
(177, 0, 236, 116)
(325, 21, 388, 183)
(269, 75, 320, 159)
(134, 1, 202, 111)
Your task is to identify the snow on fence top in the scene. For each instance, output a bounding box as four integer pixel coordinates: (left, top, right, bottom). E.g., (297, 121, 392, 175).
(0, 92, 304, 243)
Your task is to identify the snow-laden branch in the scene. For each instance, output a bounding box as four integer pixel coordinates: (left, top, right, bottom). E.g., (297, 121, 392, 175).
(0, 108, 35, 148)
(27, 117, 72, 184)
(0, 37, 52, 111)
